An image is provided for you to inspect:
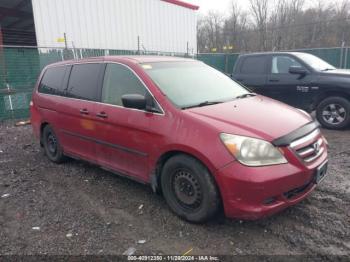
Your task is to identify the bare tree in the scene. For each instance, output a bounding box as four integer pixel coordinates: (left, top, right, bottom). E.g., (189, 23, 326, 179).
(249, 0, 270, 51)
(223, 2, 243, 51)
(197, 11, 224, 52)
(269, 0, 305, 50)
(197, 0, 350, 53)
(334, 0, 350, 46)
(270, 0, 289, 50)
(197, 15, 209, 52)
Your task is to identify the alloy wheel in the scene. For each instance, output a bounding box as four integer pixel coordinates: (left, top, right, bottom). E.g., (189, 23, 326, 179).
(322, 103, 346, 125)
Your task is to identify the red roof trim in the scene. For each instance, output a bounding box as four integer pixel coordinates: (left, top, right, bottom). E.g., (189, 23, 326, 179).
(161, 0, 199, 10)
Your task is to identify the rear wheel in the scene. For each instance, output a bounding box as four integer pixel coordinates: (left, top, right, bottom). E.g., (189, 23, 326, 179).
(161, 155, 221, 223)
(42, 125, 66, 163)
(316, 96, 350, 130)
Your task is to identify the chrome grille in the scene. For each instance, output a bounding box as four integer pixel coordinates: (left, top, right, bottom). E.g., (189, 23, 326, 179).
(290, 129, 325, 163)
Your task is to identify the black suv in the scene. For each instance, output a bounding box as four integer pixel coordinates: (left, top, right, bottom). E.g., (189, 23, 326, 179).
(232, 52, 350, 129)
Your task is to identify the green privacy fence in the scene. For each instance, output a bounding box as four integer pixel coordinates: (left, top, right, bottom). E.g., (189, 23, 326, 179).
(197, 53, 240, 74)
(1, 46, 349, 120)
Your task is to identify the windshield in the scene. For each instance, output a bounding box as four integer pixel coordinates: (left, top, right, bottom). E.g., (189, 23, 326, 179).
(142, 61, 249, 109)
(293, 53, 336, 71)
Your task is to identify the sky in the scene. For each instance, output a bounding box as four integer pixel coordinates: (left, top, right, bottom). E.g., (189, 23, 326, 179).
(187, 0, 243, 14)
(186, 0, 345, 15)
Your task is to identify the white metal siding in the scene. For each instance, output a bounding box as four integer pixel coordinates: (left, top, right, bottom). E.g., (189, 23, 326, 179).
(31, 0, 197, 54)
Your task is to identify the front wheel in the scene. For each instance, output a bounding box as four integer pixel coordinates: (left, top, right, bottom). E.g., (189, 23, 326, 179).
(161, 155, 221, 223)
(316, 96, 350, 130)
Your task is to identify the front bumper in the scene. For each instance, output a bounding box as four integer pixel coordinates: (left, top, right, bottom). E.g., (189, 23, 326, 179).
(215, 149, 328, 220)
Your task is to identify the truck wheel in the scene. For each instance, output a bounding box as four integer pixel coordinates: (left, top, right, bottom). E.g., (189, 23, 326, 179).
(42, 125, 67, 163)
(316, 97, 350, 130)
(161, 154, 221, 223)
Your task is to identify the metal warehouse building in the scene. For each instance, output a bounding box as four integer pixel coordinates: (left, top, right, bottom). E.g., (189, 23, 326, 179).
(0, 0, 199, 54)
(0, 0, 199, 120)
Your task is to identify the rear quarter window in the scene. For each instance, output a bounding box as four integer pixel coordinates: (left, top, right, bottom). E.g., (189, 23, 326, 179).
(38, 66, 67, 95)
(240, 56, 267, 74)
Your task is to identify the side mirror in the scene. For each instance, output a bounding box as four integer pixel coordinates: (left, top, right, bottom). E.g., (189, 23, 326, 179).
(289, 66, 307, 75)
(122, 94, 147, 110)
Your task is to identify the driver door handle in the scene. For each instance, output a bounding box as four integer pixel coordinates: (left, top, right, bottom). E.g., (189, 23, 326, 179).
(269, 79, 280, 82)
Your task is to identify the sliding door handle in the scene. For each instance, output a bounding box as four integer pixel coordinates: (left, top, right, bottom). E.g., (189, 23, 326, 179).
(80, 108, 89, 115)
(96, 112, 108, 119)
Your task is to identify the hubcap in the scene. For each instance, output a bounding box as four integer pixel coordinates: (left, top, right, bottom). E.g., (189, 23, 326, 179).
(172, 169, 202, 210)
(47, 133, 57, 155)
(322, 103, 346, 125)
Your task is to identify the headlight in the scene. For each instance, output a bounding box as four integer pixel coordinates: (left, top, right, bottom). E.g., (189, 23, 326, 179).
(220, 133, 288, 167)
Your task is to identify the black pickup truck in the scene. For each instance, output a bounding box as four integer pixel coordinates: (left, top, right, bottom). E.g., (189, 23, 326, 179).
(232, 52, 350, 130)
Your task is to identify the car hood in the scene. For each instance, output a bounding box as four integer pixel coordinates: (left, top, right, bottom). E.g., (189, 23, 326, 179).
(185, 96, 312, 142)
(320, 69, 350, 77)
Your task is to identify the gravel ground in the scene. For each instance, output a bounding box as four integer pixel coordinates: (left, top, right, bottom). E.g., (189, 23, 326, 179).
(0, 120, 349, 257)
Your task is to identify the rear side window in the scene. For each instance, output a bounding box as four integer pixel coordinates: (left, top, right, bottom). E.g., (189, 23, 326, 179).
(240, 56, 267, 74)
(38, 66, 66, 95)
(66, 64, 102, 101)
(102, 63, 148, 106)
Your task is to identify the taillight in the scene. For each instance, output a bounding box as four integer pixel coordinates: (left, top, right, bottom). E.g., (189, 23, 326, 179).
(30, 100, 33, 106)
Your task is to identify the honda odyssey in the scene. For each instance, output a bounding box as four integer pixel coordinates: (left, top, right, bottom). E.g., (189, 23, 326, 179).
(30, 56, 328, 222)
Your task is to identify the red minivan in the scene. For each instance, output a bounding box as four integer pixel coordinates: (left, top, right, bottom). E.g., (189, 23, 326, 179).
(30, 56, 328, 222)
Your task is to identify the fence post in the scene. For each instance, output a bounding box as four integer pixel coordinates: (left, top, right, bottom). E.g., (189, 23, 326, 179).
(344, 47, 349, 69)
(137, 36, 140, 55)
(339, 48, 343, 69)
(340, 42, 345, 68)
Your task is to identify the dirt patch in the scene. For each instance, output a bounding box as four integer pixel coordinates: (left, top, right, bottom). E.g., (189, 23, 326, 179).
(0, 121, 349, 256)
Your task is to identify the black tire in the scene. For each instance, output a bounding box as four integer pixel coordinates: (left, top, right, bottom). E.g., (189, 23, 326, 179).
(42, 125, 66, 163)
(316, 96, 350, 130)
(160, 154, 221, 223)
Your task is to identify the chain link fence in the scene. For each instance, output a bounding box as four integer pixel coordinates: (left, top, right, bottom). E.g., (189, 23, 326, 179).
(1, 45, 349, 121)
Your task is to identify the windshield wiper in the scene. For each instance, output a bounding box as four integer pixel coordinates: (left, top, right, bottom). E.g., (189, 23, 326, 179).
(182, 101, 224, 109)
(182, 94, 256, 109)
(321, 68, 336, 71)
(235, 93, 257, 99)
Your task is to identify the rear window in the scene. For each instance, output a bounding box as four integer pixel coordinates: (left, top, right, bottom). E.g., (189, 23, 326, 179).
(66, 64, 102, 101)
(38, 66, 67, 95)
(240, 56, 267, 74)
